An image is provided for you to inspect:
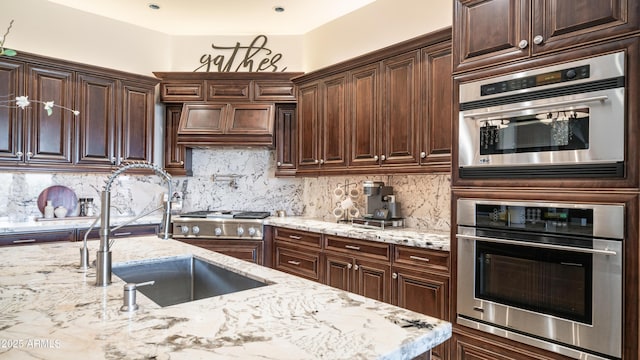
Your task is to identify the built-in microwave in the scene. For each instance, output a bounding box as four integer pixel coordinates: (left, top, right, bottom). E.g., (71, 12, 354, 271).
(458, 51, 625, 179)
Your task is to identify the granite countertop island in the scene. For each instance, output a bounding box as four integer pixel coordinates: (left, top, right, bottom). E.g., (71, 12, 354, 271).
(0, 236, 451, 359)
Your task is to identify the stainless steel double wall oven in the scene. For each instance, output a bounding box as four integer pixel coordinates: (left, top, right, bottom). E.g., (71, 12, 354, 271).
(456, 199, 623, 360)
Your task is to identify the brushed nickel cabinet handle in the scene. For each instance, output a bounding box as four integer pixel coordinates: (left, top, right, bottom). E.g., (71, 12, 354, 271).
(113, 232, 132, 237)
(409, 255, 430, 262)
(518, 39, 528, 49)
(287, 260, 301, 266)
(13, 239, 37, 243)
(288, 235, 302, 240)
(533, 35, 544, 45)
(345, 245, 361, 251)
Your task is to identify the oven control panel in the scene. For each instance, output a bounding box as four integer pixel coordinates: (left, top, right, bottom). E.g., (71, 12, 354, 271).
(480, 65, 590, 96)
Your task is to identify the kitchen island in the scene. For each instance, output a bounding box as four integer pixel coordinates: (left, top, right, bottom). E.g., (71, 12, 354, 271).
(0, 236, 451, 359)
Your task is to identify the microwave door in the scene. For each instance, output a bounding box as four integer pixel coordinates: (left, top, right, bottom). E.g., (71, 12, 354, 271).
(458, 88, 624, 176)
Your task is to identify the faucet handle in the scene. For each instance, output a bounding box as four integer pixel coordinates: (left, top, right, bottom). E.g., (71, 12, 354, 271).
(120, 281, 155, 312)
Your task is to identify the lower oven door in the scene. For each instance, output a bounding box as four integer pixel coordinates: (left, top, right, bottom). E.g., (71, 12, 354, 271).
(457, 226, 622, 359)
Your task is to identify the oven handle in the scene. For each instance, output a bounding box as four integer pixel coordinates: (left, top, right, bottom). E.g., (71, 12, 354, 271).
(462, 95, 608, 119)
(456, 234, 618, 256)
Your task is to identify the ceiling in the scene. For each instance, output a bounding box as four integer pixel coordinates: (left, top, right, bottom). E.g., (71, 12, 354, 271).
(47, 0, 377, 36)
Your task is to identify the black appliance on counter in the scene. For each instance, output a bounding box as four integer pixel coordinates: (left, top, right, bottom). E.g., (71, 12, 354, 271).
(172, 210, 270, 239)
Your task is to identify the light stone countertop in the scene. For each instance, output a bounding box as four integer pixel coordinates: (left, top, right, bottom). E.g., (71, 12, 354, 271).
(0, 215, 163, 234)
(265, 217, 451, 251)
(0, 236, 451, 359)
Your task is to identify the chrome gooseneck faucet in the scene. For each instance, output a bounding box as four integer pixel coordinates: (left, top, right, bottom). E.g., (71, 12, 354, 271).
(95, 161, 173, 287)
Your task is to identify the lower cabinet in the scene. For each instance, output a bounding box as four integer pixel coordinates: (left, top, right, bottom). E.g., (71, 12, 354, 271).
(451, 330, 560, 360)
(324, 251, 392, 303)
(0, 229, 76, 246)
(177, 239, 264, 265)
(272, 227, 323, 281)
(76, 224, 159, 241)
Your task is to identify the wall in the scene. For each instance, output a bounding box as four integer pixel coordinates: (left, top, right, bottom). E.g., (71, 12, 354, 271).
(303, 0, 452, 70)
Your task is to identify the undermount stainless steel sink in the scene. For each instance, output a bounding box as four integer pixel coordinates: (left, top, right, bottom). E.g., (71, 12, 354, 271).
(112, 255, 270, 307)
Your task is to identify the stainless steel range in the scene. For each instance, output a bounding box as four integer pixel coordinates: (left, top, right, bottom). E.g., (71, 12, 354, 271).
(172, 211, 270, 240)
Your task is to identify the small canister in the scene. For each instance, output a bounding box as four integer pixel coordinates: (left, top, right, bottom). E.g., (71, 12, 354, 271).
(78, 198, 87, 217)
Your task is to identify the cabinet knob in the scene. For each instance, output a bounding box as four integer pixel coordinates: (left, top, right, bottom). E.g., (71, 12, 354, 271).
(380, 154, 386, 161)
(533, 35, 544, 45)
(354, 264, 359, 271)
(314, 159, 319, 164)
(392, 272, 398, 279)
(276, 161, 282, 166)
(16, 151, 23, 159)
(420, 151, 426, 159)
(320, 159, 325, 165)
(179, 160, 184, 165)
(347, 263, 353, 269)
(518, 39, 528, 49)
(373, 155, 379, 161)
(26, 151, 33, 160)
(111, 157, 117, 164)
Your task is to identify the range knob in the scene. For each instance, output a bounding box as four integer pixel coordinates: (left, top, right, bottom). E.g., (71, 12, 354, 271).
(191, 225, 200, 235)
(180, 225, 189, 234)
(237, 226, 245, 236)
(248, 227, 257, 236)
(565, 69, 577, 79)
(214, 227, 223, 236)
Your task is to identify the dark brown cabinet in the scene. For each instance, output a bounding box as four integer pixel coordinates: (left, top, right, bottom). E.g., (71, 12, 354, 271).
(296, 73, 348, 172)
(393, 246, 451, 360)
(275, 104, 297, 176)
(420, 43, 453, 171)
(323, 235, 392, 303)
(0, 51, 157, 172)
(177, 239, 264, 265)
(272, 227, 323, 282)
(164, 105, 190, 176)
(453, 0, 640, 72)
(293, 29, 453, 176)
(0, 229, 75, 246)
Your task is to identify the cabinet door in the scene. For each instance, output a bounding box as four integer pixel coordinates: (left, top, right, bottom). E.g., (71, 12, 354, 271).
(356, 258, 391, 303)
(531, 0, 639, 55)
(421, 43, 453, 170)
(25, 65, 74, 165)
(394, 267, 449, 360)
(164, 105, 188, 175)
(76, 73, 117, 166)
(349, 63, 381, 167)
(297, 82, 320, 168)
(320, 74, 347, 168)
(381, 51, 420, 166)
(0, 59, 23, 162)
(324, 252, 354, 292)
(227, 103, 274, 139)
(453, 0, 530, 73)
(120, 80, 154, 164)
(275, 104, 297, 176)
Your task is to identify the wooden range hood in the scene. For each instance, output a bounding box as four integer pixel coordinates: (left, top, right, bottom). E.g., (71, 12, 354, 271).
(154, 71, 303, 147)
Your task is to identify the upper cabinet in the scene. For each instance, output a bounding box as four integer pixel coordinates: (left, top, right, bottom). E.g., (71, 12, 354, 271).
(154, 72, 302, 153)
(0, 52, 158, 172)
(453, 0, 640, 73)
(293, 28, 452, 176)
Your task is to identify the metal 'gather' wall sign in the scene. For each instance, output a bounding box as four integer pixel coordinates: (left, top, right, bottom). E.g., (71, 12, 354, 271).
(194, 35, 288, 72)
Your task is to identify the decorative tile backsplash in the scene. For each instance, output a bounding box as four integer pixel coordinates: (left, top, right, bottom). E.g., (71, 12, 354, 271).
(0, 148, 450, 232)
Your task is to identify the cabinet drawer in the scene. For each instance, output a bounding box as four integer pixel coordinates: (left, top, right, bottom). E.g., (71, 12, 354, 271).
(394, 245, 450, 273)
(160, 82, 204, 102)
(274, 227, 322, 248)
(0, 229, 75, 246)
(77, 224, 159, 241)
(206, 80, 251, 100)
(324, 236, 391, 261)
(254, 81, 296, 101)
(274, 241, 322, 282)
